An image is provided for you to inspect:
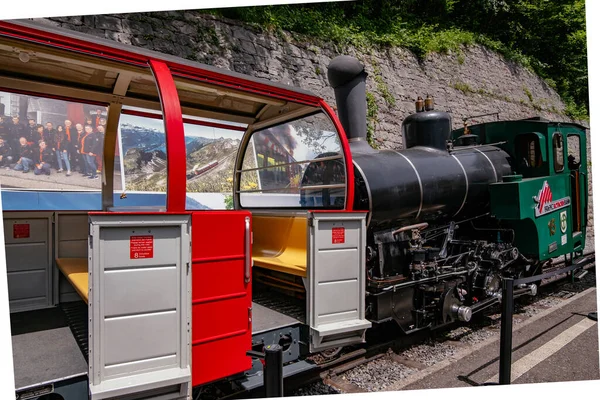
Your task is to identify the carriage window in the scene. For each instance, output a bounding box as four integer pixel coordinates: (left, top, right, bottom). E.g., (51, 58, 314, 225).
(553, 132, 564, 172)
(0, 90, 115, 192)
(183, 117, 247, 210)
(238, 112, 346, 208)
(567, 134, 581, 169)
(119, 110, 167, 195)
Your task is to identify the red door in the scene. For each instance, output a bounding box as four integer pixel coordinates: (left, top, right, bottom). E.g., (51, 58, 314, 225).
(190, 211, 252, 386)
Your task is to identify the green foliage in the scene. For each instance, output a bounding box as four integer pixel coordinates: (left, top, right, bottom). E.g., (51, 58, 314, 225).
(371, 62, 396, 107)
(365, 91, 378, 148)
(523, 87, 533, 103)
(452, 81, 474, 94)
(197, 25, 220, 46)
(224, 194, 234, 210)
(204, 0, 588, 118)
(564, 97, 590, 121)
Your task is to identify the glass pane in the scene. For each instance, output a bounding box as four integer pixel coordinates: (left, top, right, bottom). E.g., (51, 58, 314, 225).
(553, 133, 564, 172)
(528, 140, 537, 167)
(239, 112, 346, 208)
(0, 91, 112, 190)
(119, 111, 167, 193)
(183, 117, 246, 210)
(516, 134, 540, 168)
(567, 135, 581, 169)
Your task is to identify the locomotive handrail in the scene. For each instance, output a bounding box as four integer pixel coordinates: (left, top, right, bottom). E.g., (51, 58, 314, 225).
(512, 253, 594, 287)
(392, 222, 429, 236)
(462, 112, 501, 123)
(449, 141, 508, 151)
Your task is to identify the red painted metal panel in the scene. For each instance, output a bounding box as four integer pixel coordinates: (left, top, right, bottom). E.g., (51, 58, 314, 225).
(192, 336, 251, 387)
(192, 297, 248, 344)
(149, 60, 187, 212)
(0, 21, 149, 66)
(190, 211, 252, 387)
(320, 99, 355, 210)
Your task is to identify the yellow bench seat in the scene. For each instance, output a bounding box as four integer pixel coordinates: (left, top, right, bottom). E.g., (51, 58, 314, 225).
(253, 253, 306, 277)
(56, 258, 89, 302)
(252, 215, 308, 278)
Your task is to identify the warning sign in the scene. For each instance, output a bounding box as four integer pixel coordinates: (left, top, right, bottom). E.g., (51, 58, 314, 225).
(130, 235, 154, 259)
(332, 227, 345, 244)
(13, 224, 30, 239)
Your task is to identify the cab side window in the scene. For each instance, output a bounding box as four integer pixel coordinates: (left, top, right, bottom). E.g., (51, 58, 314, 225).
(567, 134, 581, 170)
(553, 132, 564, 173)
(516, 134, 541, 169)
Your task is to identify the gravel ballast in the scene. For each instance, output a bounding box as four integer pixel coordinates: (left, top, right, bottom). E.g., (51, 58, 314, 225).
(341, 357, 417, 392)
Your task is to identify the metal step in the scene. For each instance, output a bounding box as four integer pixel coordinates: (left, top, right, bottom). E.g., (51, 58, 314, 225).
(239, 360, 316, 391)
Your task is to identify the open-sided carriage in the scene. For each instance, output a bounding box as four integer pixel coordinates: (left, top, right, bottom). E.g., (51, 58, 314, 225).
(0, 20, 370, 400)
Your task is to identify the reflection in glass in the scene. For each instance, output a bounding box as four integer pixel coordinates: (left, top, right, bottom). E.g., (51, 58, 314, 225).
(553, 133, 564, 172)
(119, 113, 167, 192)
(183, 119, 245, 210)
(118, 110, 246, 210)
(0, 91, 114, 191)
(239, 112, 346, 208)
(567, 135, 581, 168)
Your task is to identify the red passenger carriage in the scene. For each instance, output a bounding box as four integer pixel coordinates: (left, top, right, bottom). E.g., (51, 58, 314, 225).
(0, 20, 369, 399)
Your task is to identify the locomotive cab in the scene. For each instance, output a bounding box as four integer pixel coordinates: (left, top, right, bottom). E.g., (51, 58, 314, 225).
(452, 118, 589, 259)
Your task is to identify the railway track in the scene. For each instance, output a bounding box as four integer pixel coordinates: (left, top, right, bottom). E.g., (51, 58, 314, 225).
(291, 255, 597, 396)
(192, 253, 596, 399)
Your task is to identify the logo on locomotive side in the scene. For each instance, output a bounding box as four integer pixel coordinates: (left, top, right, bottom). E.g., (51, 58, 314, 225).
(560, 210, 568, 233)
(534, 181, 571, 217)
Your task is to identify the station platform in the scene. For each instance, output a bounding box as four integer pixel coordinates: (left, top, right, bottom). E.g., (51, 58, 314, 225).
(400, 288, 599, 390)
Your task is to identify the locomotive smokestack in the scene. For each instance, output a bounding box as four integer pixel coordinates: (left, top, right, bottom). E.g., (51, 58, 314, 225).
(327, 56, 375, 153)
